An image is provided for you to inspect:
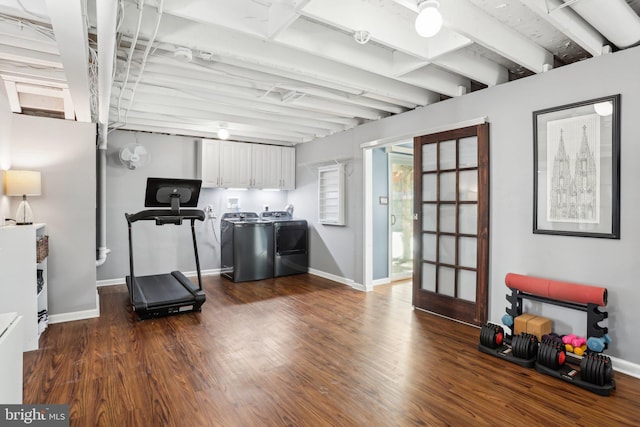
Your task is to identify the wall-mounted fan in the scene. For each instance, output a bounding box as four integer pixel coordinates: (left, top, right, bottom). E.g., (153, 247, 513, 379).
(119, 143, 150, 169)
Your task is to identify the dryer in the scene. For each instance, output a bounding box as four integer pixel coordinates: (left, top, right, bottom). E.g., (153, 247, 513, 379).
(260, 211, 308, 277)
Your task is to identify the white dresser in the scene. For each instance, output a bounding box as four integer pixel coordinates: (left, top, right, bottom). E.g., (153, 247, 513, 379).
(0, 312, 23, 404)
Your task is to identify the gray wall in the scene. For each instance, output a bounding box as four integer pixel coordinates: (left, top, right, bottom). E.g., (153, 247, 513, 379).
(372, 147, 388, 280)
(96, 130, 289, 281)
(9, 115, 97, 316)
(291, 45, 640, 364)
(289, 133, 363, 282)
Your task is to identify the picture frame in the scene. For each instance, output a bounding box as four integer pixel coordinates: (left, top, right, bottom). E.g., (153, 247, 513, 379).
(533, 94, 620, 239)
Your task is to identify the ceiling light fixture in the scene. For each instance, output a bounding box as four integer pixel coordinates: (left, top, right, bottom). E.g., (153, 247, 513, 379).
(217, 124, 230, 140)
(354, 30, 371, 45)
(415, 0, 443, 38)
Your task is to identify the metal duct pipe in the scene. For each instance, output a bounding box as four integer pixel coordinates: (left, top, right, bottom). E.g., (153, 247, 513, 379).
(95, 0, 118, 267)
(96, 124, 110, 267)
(568, 0, 640, 49)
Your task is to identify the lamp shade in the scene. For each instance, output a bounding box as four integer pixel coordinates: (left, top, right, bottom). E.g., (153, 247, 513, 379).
(4, 170, 41, 196)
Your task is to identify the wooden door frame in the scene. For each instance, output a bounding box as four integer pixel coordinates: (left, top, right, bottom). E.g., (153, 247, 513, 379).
(362, 117, 488, 293)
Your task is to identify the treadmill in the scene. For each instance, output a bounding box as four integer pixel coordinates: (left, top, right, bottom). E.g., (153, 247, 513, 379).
(124, 177, 206, 320)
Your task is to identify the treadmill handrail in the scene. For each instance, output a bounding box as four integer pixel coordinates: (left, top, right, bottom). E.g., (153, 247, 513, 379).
(125, 208, 205, 224)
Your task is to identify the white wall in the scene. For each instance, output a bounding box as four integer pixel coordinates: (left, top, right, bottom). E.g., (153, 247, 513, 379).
(96, 130, 290, 281)
(291, 45, 640, 364)
(9, 115, 97, 317)
(0, 82, 12, 219)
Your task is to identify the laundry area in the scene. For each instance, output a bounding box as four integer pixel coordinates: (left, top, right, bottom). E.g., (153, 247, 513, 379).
(220, 209, 308, 282)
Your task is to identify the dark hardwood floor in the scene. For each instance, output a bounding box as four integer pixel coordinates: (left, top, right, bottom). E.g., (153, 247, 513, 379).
(24, 274, 640, 426)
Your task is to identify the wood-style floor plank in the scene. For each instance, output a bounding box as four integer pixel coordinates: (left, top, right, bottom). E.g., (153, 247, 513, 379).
(23, 274, 640, 426)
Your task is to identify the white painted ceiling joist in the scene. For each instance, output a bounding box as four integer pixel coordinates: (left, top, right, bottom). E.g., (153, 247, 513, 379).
(44, 0, 91, 121)
(522, 0, 608, 57)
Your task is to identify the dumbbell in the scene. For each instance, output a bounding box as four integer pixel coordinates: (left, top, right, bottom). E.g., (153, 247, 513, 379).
(580, 353, 614, 386)
(511, 333, 538, 359)
(501, 314, 514, 328)
(542, 333, 563, 345)
(562, 334, 587, 355)
(480, 323, 504, 349)
(587, 334, 612, 353)
(537, 338, 566, 370)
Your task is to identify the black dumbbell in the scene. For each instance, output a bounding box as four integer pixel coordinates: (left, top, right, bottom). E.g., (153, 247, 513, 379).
(480, 323, 504, 349)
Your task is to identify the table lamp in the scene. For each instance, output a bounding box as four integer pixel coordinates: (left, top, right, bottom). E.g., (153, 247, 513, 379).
(4, 170, 41, 225)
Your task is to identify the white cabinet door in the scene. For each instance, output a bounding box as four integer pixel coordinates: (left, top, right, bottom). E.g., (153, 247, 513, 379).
(219, 141, 252, 188)
(280, 146, 296, 190)
(251, 144, 281, 189)
(198, 139, 221, 188)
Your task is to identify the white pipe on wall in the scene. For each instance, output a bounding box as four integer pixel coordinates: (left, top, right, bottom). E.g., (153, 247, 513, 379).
(95, 0, 118, 267)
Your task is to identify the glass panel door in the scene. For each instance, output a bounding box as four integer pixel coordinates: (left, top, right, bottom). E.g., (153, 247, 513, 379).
(413, 124, 490, 326)
(389, 153, 413, 280)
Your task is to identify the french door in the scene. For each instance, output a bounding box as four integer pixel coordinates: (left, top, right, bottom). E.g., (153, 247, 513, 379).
(413, 124, 489, 326)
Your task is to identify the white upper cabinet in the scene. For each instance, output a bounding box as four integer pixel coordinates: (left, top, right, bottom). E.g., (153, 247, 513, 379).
(219, 141, 252, 188)
(251, 144, 281, 189)
(198, 139, 221, 188)
(280, 146, 296, 190)
(198, 140, 295, 190)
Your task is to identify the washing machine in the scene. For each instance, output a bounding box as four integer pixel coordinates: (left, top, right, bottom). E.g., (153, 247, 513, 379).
(220, 212, 273, 282)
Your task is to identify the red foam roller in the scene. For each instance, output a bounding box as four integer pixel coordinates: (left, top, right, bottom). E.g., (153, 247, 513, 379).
(505, 273, 607, 306)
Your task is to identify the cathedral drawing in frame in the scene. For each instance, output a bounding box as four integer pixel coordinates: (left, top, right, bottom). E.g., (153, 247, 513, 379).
(547, 114, 600, 224)
(533, 94, 620, 239)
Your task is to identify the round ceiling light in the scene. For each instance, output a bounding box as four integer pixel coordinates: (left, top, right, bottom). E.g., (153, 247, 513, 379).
(415, 0, 443, 38)
(217, 126, 230, 140)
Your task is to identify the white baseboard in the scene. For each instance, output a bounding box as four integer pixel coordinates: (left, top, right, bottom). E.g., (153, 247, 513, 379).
(49, 291, 100, 324)
(308, 268, 367, 291)
(96, 269, 221, 288)
(96, 278, 124, 287)
(610, 356, 640, 379)
(372, 277, 391, 286)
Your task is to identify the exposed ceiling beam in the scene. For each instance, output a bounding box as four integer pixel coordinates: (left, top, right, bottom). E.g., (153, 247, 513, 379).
(568, 0, 640, 49)
(96, 0, 119, 126)
(131, 79, 361, 127)
(0, 61, 66, 81)
(3, 79, 20, 112)
(125, 90, 347, 133)
(116, 112, 311, 144)
(297, 0, 505, 92)
(122, 101, 332, 138)
(119, 56, 395, 121)
(120, 6, 437, 107)
(0, 43, 62, 68)
(392, 0, 554, 74)
(0, 34, 59, 54)
(438, 0, 555, 74)
(522, 0, 608, 57)
(44, 0, 92, 121)
(434, 49, 508, 87)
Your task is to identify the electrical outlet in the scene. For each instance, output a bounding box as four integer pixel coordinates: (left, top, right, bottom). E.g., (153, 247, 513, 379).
(205, 204, 216, 219)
